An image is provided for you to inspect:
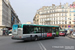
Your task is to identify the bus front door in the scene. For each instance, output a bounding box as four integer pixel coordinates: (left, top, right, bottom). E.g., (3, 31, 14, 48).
(41, 27, 45, 38)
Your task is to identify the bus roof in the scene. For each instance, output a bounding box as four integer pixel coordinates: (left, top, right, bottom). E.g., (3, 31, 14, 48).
(21, 24, 59, 27)
(13, 24, 59, 27)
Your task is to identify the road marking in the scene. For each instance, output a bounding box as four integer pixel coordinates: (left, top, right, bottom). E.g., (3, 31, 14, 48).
(38, 41, 47, 50)
(38, 43, 43, 50)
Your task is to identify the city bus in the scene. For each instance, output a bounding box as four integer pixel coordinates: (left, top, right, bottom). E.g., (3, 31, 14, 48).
(12, 24, 59, 41)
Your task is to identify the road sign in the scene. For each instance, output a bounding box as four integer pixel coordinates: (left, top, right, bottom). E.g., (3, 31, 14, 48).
(68, 25, 71, 28)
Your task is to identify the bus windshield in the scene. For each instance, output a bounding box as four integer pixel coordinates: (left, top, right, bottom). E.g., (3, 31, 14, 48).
(13, 25, 18, 31)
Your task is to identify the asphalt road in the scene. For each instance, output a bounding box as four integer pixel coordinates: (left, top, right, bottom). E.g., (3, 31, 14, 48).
(0, 36, 75, 50)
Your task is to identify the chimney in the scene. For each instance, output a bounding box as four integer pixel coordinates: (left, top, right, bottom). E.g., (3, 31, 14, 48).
(60, 2, 61, 7)
(52, 4, 55, 6)
(73, 1, 75, 4)
(60, 2, 61, 5)
(52, 4, 55, 8)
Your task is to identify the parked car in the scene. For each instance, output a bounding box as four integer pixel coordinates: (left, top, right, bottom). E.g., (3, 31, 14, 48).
(59, 29, 65, 36)
(59, 31, 65, 36)
(8, 31, 12, 36)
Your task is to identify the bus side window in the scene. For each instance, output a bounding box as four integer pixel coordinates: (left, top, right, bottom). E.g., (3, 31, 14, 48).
(41, 27, 44, 33)
(33, 27, 42, 33)
(34, 27, 38, 33)
(23, 25, 33, 34)
(45, 27, 52, 33)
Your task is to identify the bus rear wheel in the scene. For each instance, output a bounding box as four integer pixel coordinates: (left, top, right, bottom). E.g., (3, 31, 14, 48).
(51, 36, 55, 39)
(35, 37, 38, 41)
(52, 37, 54, 39)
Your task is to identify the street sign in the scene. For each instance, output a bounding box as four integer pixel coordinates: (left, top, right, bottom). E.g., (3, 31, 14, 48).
(68, 25, 71, 28)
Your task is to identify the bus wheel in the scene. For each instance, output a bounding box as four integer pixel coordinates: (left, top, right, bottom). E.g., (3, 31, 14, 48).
(30, 35, 32, 40)
(52, 36, 55, 39)
(35, 37, 38, 41)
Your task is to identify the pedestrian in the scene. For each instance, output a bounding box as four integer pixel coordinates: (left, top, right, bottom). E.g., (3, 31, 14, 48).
(65, 30, 67, 36)
(67, 30, 70, 35)
(3, 31, 5, 36)
(70, 31, 72, 34)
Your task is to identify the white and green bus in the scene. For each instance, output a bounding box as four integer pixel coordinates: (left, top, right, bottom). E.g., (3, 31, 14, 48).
(12, 24, 59, 41)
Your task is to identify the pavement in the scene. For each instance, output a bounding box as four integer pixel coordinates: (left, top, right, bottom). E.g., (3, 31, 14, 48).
(66, 34, 75, 39)
(0, 36, 75, 50)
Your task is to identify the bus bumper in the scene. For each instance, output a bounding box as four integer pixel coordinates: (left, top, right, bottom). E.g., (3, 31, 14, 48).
(11, 37, 25, 40)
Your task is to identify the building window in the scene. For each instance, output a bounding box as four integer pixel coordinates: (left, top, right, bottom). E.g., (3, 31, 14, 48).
(55, 14, 56, 16)
(65, 9, 66, 12)
(54, 10, 55, 12)
(54, 18, 55, 20)
(62, 13, 63, 16)
(65, 21, 67, 24)
(74, 14, 75, 16)
(74, 17, 75, 20)
(45, 8, 47, 10)
(59, 25, 61, 28)
(62, 17, 64, 20)
(70, 13, 71, 16)
(52, 10, 53, 13)
(37, 16, 39, 17)
(65, 17, 67, 20)
(61, 13, 62, 16)
(15, 18, 16, 23)
(50, 10, 52, 13)
(70, 17, 71, 20)
(65, 13, 67, 16)
(56, 21, 58, 24)
(56, 18, 58, 20)
(62, 25, 64, 27)
(69, 22, 71, 24)
(74, 26, 75, 27)
(12, 17, 13, 21)
(53, 14, 54, 16)
(53, 10, 54, 12)
(65, 26, 67, 28)
(74, 22, 75, 24)
(37, 19, 38, 21)
(59, 22, 61, 24)
(62, 22, 64, 24)
(69, 17, 71, 20)
(62, 9, 64, 12)
(54, 22, 55, 24)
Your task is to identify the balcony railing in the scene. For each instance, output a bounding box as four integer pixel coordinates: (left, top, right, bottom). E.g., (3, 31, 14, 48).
(45, 20, 51, 22)
(39, 11, 68, 15)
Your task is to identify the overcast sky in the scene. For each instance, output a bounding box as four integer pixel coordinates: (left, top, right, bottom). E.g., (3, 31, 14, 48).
(9, 0, 75, 23)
